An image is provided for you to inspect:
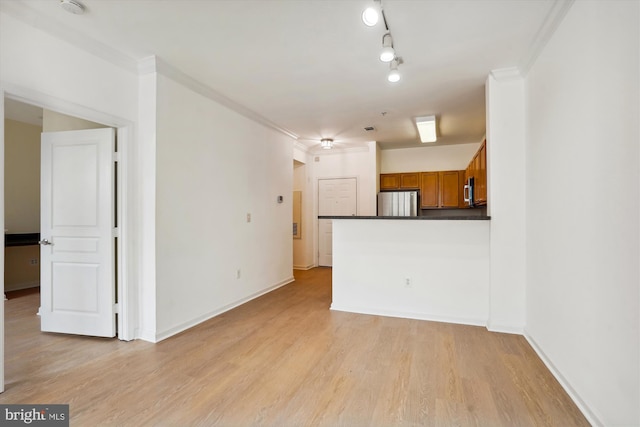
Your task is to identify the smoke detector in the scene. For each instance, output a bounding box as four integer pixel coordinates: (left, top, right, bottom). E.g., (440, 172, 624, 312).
(60, 0, 85, 15)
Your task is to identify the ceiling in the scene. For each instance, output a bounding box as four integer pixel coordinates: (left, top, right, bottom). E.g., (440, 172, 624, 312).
(2, 0, 558, 150)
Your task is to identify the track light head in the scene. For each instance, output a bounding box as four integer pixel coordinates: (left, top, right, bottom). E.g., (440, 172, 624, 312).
(388, 59, 400, 83)
(380, 33, 395, 62)
(362, 7, 379, 26)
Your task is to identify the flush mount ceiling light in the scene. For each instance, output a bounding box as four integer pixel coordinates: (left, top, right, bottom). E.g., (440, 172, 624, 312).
(321, 138, 334, 150)
(415, 116, 437, 143)
(380, 33, 395, 62)
(388, 58, 401, 83)
(60, 0, 85, 14)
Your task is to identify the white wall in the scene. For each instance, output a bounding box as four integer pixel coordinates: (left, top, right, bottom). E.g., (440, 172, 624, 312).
(154, 73, 294, 339)
(312, 143, 378, 216)
(485, 73, 526, 333)
(4, 119, 41, 234)
(332, 219, 490, 325)
(380, 143, 481, 173)
(524, 1, 639, 425)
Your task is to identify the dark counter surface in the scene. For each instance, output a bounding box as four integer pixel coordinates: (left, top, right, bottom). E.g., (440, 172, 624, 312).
(318, 215, 490, 221)
(5, 233, 40, 247)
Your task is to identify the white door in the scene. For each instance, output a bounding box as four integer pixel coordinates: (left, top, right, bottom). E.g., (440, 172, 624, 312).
(40, 128, 116, 337)
(318, 178, 357, 267)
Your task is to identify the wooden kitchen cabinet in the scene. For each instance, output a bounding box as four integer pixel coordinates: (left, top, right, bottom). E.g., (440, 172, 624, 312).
(420, 170, 464, 208)
(420, 172, 439, 208)
(400, 172, 420, 189)
(464, 139, 487, 206)
(380, 172, 420, 190)
(380, 173, 400, 190)
(440, 171, 460, 208)
(475, 141, 487, 205)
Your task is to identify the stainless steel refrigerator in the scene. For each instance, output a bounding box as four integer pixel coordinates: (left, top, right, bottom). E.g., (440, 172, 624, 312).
(377, 191, 418, 217)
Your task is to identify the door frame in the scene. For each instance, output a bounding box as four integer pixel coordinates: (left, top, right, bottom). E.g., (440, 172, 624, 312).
(1, 84, 136, 391)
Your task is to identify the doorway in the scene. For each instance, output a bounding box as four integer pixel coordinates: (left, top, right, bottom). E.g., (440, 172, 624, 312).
(1, 91, 134, 392)
(317, 178, 357, 267)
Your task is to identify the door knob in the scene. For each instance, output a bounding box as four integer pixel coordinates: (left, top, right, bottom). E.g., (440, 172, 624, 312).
(38, 239, 53, 246)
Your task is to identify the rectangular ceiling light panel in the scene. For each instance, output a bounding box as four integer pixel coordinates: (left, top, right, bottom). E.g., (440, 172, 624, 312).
(416, 115, 437, 143)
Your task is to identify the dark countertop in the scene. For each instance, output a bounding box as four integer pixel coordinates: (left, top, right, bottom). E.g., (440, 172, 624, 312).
(319, 216, 490, 221)
(5, 233, 41, 247)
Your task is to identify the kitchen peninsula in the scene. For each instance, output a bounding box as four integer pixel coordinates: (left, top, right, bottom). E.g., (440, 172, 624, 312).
(327, 215, 491, 327)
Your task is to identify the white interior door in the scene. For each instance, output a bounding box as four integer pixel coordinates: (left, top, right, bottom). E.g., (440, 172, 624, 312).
(40, 128, 116, 337)
(318, 178, 357, 267)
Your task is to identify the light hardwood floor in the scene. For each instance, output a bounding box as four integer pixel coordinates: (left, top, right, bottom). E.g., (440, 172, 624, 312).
(2, 268, 589, 426)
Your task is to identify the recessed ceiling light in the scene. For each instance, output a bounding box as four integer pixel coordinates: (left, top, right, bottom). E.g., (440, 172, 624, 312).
(60, 0, 85, 15)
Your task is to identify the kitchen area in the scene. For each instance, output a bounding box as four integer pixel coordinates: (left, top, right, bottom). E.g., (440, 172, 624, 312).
(377, 138, 487, 218)
(314, 137, 491, 327)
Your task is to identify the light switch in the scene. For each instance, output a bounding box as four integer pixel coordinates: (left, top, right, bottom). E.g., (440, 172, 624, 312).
(246, 213, 251, 223)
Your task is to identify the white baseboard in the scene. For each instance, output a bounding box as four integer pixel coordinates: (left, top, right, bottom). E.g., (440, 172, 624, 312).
(486, 323, 524, 335)
(135, 328, 157, 343)
(154, 276, 295, 342)
(293, 264, 316, 271)
(330, 304, 487, 328)
(524, 330, 603, 427)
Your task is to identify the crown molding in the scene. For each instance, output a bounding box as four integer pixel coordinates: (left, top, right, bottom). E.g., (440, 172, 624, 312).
(1, 4, 298, 142)
(0, 1, 138, 74)
(138, 56, 158, 75)
(294, 141, 311, 153)
(490, 67, 522, 82)
(519, 0, 575, 76)
(153, 58, 299, 141)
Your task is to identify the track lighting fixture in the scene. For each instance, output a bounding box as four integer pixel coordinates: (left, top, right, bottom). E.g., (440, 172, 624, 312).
(380, 33, 395, 62)
(362, 7, 379, 26)
(362, 0, 404, 82)
(388, 59, 401, 83)
(321, 138, 334, 150)
(362, 0, 381, 26)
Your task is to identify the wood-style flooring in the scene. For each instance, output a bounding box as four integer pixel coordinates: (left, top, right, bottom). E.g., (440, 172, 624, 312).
(2, 268, 589, 426)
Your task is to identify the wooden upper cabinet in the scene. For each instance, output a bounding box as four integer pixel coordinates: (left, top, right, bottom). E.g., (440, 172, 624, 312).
(380, 172, 420, 190)
(464, 138, 488, 206)
(475, 141, 487, 205)
(440, 171, 460, 208)
(380, 174, 400, 190)
(400, 172, 420, 189)
(420, 172, 439, 208)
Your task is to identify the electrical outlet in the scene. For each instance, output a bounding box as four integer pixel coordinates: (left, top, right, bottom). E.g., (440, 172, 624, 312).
(246, 213, 251, 223)
(236, 269, 241, 279)
(404, 278, 412, 288)
(29, 258, 39, 265)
